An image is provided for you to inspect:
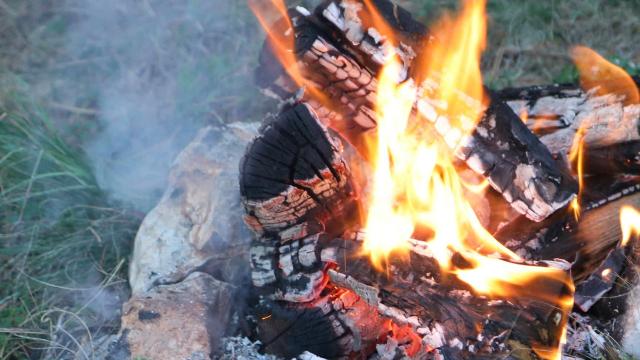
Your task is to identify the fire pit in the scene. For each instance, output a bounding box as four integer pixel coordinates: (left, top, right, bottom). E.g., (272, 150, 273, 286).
(239, 0, 640, 359)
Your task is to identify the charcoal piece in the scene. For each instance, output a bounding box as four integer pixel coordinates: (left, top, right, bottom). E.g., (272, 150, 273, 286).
(581, 141, 640, 175)
(574, 247, 626, 312)
(467, 99, 578, 221)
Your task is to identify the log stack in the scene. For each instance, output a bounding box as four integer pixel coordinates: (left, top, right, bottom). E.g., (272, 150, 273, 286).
(240, 0, 640, 359)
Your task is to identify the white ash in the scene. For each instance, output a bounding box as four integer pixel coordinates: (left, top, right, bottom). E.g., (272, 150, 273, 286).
(219, 337, 280, 360)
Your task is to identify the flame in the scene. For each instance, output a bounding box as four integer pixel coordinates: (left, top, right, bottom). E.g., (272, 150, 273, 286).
(620, 206, 640, 247)
(251, 1, 574, 358)
(571, 46, 639, 105)
(360, 1, 572, 358)
(568, 125, 586, 220)
(248, 0, 328, 105)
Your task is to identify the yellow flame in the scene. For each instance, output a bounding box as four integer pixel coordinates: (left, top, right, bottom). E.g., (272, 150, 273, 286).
(251, 1, 574, 358)
(360, 1, 572, 358)
(620, 206, 640, 247)
(568, 125, 586, 220)
(571, 46, 639, 106)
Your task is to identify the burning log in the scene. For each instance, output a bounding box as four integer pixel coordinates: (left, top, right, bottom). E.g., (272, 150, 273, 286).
(240, 102, 577, 359)
(499, 79, 640, 176)
(254, 1, 578, 222)
(324, 233, 573, 359)
(243, 1, 640, 359)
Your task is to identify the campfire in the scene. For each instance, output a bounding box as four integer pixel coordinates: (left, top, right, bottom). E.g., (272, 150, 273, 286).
(240, 0, 640, 358)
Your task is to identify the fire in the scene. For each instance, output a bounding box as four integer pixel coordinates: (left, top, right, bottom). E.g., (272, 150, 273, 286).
(571, 46, 639, 106)
(361, 1, 572, 358)
(620, 206, 640, 247)
(568, 126, 586, 220)
(568, 46, 639, 219)
(251, 1, 574, 358)
(248, 0, 328, 105)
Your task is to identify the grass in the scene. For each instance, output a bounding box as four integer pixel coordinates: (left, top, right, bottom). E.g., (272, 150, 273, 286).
(409, 0, 640, 87)
(0, 106, 140, 359)
(0, 0, 637, 359)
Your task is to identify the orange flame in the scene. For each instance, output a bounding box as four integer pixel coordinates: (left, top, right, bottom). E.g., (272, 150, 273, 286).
(571, 46, 639, 105)
(248, 0, 328, 104)
(251, 1, 574, 358)
(360, 1, 572, 359)
(620, 206, 640, 247)
(568, 125, 586, 220)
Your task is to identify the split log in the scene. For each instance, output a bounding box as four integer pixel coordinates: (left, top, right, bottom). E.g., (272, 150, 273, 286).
(255, 1, 577, 222)
(240, 103, 359, 303)
(499, 81, 640, 175)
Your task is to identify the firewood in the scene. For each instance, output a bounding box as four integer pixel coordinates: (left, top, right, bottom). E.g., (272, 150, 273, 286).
(322, 233, 573, 359)
(239, 101, 580, 359)
(255, 2, 578, 223)
(240, 103, 359, 303)
(499, 82, 640, 176)
(244, 2, 640, 358)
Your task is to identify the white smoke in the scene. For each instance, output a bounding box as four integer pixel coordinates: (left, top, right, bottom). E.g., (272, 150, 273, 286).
(60, 0, 270, 210)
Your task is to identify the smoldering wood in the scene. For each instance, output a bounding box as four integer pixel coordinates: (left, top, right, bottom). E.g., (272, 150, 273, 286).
(494, 187, 640, 311)
(255, 2, 578, 223)
(580, 141, 640, 175)
(574, 247, 626, 312)
(321, 233, 572, 359)
(253, 286, 388, 359)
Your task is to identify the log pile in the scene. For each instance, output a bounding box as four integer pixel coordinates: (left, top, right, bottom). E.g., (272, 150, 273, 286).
(240, 0, 640, 359)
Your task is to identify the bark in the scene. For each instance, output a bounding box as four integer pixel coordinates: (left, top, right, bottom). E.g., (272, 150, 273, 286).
(255, 1, 578, 223)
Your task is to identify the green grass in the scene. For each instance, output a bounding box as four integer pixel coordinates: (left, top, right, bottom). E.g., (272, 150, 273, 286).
(409, 0, 640, 88)
(0, 106, 140, 359)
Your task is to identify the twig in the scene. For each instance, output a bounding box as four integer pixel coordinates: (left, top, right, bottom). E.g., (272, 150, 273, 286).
(14, 149, 43, 228)
(47, 102, 100, 116)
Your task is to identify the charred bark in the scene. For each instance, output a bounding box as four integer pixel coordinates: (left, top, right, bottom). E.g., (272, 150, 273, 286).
(255, 1, 578, 222)
(322, 234, 573, 359)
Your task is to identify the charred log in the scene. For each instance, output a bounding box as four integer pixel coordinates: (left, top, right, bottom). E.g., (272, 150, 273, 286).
(500, 83, 640, 175)
(322, 233, 573, 359)
(255, 1, 577, 222)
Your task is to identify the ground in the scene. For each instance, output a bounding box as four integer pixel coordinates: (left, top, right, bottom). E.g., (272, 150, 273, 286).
(0, 0, 638, 359)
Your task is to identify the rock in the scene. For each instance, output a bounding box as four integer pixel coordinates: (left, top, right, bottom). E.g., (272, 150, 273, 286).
(129, 123, 258, 294)
(118, 272, 234, 360)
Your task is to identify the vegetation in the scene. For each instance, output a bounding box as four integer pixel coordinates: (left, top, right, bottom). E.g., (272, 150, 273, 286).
(0, 106, 140, 358)
(0, 0, 637, 359)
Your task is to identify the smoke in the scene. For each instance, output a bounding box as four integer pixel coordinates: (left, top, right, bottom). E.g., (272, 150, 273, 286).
(58, 0, 269, 210)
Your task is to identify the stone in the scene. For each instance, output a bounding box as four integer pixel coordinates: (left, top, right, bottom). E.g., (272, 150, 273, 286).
(118, 272, 234, 360)
(128, 123, 258, 295)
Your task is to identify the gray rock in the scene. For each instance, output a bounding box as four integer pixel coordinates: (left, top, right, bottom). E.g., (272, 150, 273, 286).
(129, 123, 258, 294)
(118, 272, 234, 360)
